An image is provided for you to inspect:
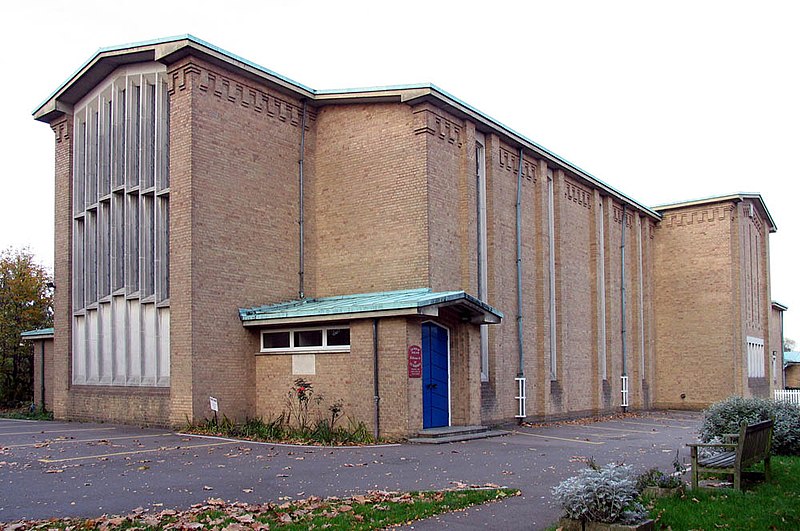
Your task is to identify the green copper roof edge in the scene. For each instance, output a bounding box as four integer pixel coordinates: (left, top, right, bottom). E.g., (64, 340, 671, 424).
(21, 327, 55, 337)
(239, 288, 503, 321)
(35, 37, 661, 220)
(317, 81, 660, 219)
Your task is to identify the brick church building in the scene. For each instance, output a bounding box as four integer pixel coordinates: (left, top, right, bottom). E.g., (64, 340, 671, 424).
(32, 35, 782, 438)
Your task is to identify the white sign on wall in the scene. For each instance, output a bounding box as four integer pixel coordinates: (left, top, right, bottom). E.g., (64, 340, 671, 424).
(209, 396, 219, 412)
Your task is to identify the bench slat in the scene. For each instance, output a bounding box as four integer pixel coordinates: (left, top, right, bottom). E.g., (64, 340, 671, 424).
(699, 453, 735, 467)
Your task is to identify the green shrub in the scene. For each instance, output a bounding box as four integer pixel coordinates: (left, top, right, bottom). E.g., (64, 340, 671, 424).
(552, 463, 648, 524)
(636, 468, 683, 490)
(184, 379, 375, 445)
(700, 396, 800, 456)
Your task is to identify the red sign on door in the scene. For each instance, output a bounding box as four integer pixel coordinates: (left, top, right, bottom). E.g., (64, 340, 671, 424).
(408, 345, 422, 378)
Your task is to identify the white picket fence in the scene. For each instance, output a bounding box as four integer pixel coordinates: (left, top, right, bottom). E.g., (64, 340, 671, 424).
(774, 389, 800, 405)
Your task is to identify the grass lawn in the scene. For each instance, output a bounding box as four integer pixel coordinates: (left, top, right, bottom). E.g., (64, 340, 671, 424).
(649, 456, 800, 530)
(4, 488, 519, 530)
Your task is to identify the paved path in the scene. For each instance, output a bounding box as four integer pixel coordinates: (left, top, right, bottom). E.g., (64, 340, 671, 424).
(0, 411, 702, 529)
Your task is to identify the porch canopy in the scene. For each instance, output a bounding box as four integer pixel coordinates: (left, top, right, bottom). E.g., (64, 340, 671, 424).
(21, 328, 55, 340)
(239, 288, 503, 327)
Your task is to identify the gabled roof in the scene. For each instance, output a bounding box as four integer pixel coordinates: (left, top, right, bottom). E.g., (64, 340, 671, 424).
(239, 288, 503, 327)
(20, 328, 54, 340)
(653, 193, 777, 233)
(34, 35, 660, 220)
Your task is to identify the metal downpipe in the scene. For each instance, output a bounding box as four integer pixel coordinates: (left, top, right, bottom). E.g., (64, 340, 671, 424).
(373, 318, 380, 440)
(515, 147, 527, 420)
(298, 100, 307, 299)
(620, 204, 628, 411)
(41, 340, 46, 410)
(515, 147, 525, 376)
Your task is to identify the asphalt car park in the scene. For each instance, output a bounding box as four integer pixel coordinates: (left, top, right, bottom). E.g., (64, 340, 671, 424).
(0, 411, 702, 530)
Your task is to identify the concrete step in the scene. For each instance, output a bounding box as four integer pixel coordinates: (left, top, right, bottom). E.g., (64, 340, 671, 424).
(408, 427, 508, 444)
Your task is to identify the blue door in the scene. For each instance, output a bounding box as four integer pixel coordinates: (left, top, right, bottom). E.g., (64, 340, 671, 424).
(422, 322, 449, 429)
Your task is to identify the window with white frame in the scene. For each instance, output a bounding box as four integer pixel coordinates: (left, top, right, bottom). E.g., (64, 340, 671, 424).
(261, 326, 350, 353)
(72, 63, 170, 387)
(475, 133, 489, 382)
(747, 336, 765, 378)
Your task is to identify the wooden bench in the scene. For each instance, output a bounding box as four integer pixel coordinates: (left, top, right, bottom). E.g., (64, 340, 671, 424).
(687, 418, 773, 491)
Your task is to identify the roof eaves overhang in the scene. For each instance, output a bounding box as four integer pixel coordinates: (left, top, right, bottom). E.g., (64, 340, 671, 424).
(33, 35, 662, 223)
(20, 328, 55, 340)
(772, 301, 789, 311)
(654, 193, 777, 233)
(401, 85, 662, 221)
(240, 290, 503, 328)
(313, 84, 661, 220)
(34, 35, 316, 123)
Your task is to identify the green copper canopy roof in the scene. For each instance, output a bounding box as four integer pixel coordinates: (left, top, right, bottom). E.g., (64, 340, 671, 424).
(20, 328, 54, 339)
(239, 288, 503, 326)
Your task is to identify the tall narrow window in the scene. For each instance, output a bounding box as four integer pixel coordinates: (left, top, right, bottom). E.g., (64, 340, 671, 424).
(158, 82, 170, 190)
(141, 194, 155, 297)
(547, 170, 557, 381)
(113, 88, 126, 188)
(128, 83, 141, 187)
(142, 81, 156, 189)
(99, 98, 112, 197)
(598, 199, 607, 380)
(157, 196, 170, 301)
(74, 119, 86, 214)
(98, 201, 111, 298)
(112, 193, 125, 291)
(85, 210, 97, 304)
(86, 110, 99, 206)
(476, 132, 489, 382)
(126, 193, 139, 293)
(73, 219, 85, 309)
(747, 337, 765, 378)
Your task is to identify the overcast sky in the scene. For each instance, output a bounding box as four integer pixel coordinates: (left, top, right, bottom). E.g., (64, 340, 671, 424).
(1, 0, 797, 342)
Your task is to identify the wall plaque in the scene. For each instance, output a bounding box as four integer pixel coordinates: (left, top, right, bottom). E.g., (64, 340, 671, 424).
(408, 345, 422, 378)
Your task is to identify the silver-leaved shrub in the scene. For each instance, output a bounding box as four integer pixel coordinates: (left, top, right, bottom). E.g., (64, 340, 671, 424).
(552, 463, 648, 524)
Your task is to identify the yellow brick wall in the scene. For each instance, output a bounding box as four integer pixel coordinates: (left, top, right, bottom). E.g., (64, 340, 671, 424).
(786, 365, 800, 388)
(31, 338, 54, 411)
(653, 199, 773, 408)
(50, 115, 73, 421)
(309, 103, 429, 297)
(255, 317, 421, 440)
(167, 57, 310, 424)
